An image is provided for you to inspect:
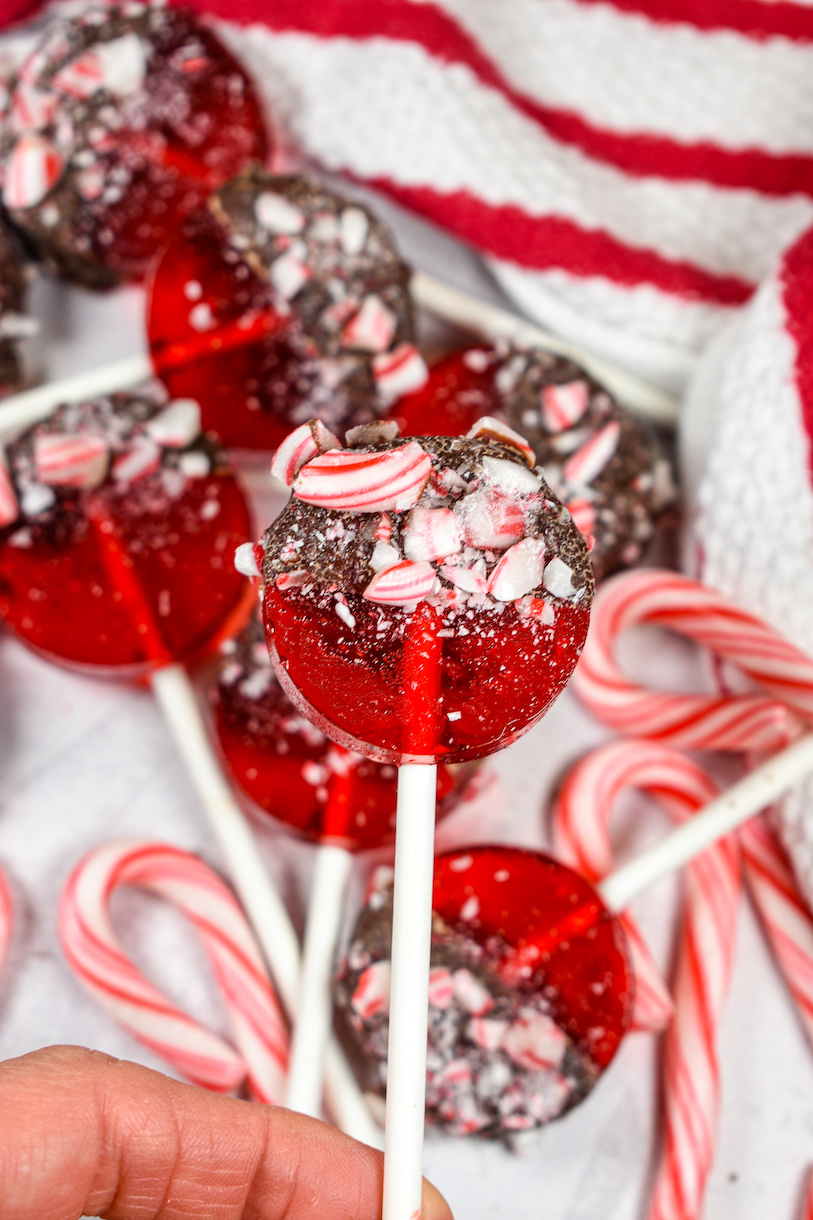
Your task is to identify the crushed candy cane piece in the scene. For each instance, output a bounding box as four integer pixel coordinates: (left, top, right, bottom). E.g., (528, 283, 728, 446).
(402, 506, 462, 563)
(467, 416, 534, 468)
(234, 541, 263, 579)
(481, 455, 541, 494)
(0, 459, 19, 527)
(351, 961, 391, 1019)
(363, 560, 436, 605)
(540, 381, 590, 432)
(254, 191, 305, 234)
(502, 1010, 567, 1071)
(454, 490, 525, 550)
(543, 556, 577, 599)
(372, 343, 428, 403)
(340, 206, 369, 255)
(3, 133, 63, 209)
(427, 967, 455, 1010)
(145, 399, 201, 448)
(271, 420, 342, 487)
(341, 295, 397, 353)
(487, 538, 546, 601)
(269, 249, 310, 300)
(34, 433, 109, 488)
(563, 421, 621, 486)
(293, 443, 431, 513)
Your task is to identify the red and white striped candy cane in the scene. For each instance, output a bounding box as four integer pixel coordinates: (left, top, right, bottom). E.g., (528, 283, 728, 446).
(553, 739, 741, 1220)
(59, 841, 288, 1103)
(0, 863, 12, 977)
(738, 817, 813, 1051)
(553, 739, 721, 1032)
(574, 569, 813, 751)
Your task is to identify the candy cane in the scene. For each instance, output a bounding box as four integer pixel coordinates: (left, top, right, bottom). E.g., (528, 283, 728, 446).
(59, 840, 288, 1103)
(553, 739, 740, 1220)
(0, 864, 12, 977)
(738, 816, 813, 1051)
(573, 569, 813, 751)
(553, 739, 720, 1032)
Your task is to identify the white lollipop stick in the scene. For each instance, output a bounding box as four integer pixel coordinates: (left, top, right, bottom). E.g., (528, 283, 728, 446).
(382, 763, 438, 1220)
(599, 732, 813, 912)
(150, 663, 380, 1145)
(0, 354, 150, 439)
(411, 271, 680, 426)
(285, 842, 354, 1116)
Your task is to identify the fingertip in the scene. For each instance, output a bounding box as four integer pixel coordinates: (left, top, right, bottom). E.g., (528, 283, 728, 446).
(422, 1177, 454, 1220)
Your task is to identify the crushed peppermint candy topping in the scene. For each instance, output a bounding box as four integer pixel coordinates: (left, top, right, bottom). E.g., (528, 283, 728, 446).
(3, 133, 63, 209)
(34, 432, 110, 489)
(254, 191, 306, 234)
(372, 344, 429, 403)
(403, 506, 462, 564)
(270, 420, 342, 488)
(566, 498, 596, 549)
(264, 425, 593, 622)
(562, 420, 621, 486)
(293, 443, 432, 513)
(234, 541, 264, 579)
(340, 206, 369, 256)
(269, 248, 311, 300)
(467, 416, 534, 468)
(540, 381, 590, 433)
(351, 961, 391, 1020)
(341, 294, 397, 353)
(145, 399, 202, 448)
(363, 559, 436, 605)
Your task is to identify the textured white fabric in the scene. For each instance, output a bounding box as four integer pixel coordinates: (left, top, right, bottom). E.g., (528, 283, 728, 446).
(218, 11, 813, 388)
(686, 247, 813, 907)
(420, 0, 813, 150)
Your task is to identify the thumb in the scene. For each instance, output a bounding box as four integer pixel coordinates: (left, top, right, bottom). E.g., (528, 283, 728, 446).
(0, 1045, 454, 1220)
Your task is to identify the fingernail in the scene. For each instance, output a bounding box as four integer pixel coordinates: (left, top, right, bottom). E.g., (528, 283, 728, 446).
(421, 1177, 454, 1220)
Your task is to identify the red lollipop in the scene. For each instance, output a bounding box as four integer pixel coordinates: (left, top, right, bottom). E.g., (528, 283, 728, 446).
(0, 392, 251, 674)
(147, 171, 423, 450)
(337, 846, 633, 1138)
(213, 614, 475, 849)
(390, 345, 676, 581)
(0, 3, 269, 286)
(261, 419, 593, 765)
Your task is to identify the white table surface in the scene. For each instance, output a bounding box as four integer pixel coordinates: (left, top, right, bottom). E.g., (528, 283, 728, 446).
(0, 185, 811, 1220)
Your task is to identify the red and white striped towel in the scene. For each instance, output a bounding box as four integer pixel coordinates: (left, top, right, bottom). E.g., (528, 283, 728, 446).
(9, 0, 813, 389)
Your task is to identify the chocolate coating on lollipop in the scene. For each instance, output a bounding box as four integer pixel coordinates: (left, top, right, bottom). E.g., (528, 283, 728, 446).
(148, 169, 421, 446)
(0, 2, 269, 286)
(0, 220, 27, 396)
(2, 388, 225, 526)
(336, 874, 597, 1141)
(262, 425, 591, 603)
(394, 345, 676, 581)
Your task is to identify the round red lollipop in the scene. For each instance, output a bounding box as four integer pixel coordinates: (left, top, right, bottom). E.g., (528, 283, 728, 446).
(0, 390, 253, 675)
(0, 2, 269, 286)
(336, 845, 633, 1139)
(147, 171, 424, 450)
(390, 345, 676, 581)
(213, 613, 475, 849)
(260, 418, 593, 764)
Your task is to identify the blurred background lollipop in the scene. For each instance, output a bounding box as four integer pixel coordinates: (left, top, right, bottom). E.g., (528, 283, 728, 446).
(0, 1, 270, 286)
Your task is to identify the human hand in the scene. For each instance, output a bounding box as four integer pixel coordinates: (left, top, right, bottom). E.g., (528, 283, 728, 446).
(0, 1045, 453, 1220)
